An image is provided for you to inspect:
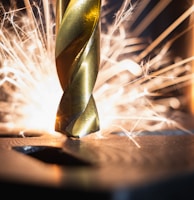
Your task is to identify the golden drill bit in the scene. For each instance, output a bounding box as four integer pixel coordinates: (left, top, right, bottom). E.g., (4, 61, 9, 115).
(55, 0, 101, 138)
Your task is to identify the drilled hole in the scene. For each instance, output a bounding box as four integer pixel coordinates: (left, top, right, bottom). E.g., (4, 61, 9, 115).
(13, 146, 91, 166)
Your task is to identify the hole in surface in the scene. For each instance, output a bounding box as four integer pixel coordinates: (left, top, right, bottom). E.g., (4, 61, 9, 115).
(13, 146, 91, 166)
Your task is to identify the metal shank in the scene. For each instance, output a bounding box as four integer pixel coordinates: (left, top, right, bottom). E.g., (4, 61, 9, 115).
(55, 0, 101, 137)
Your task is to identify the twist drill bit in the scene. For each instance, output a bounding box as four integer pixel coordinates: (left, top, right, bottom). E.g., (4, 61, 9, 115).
(55, 0, 101, 138)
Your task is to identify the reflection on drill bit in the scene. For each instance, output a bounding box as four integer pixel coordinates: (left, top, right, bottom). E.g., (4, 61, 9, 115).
(55, 0, 101, 138)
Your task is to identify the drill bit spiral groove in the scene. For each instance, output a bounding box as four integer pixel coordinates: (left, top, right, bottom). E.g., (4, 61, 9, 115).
(55, 0, 101, 137)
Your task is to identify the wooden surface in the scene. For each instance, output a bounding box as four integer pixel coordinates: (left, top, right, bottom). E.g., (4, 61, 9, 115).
(1, 130, 194, 199)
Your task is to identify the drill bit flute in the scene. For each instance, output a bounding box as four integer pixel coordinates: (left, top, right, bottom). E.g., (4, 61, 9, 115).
(55, 0, 101, 138)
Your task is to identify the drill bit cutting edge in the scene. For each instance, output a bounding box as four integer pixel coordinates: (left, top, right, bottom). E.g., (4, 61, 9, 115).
(55, 0, 101, 138)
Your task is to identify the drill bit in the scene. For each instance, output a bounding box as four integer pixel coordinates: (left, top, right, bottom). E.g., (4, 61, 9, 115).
(55, 0, 101, 138)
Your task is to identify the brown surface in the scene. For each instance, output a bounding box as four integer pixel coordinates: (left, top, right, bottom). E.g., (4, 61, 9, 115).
(1, 130, 194, 192)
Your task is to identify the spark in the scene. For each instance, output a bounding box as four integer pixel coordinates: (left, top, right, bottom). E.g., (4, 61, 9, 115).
(0, 0, 193, 142)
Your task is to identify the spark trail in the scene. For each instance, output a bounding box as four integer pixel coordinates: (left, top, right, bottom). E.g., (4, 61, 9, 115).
(0, 0, 193, 138)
